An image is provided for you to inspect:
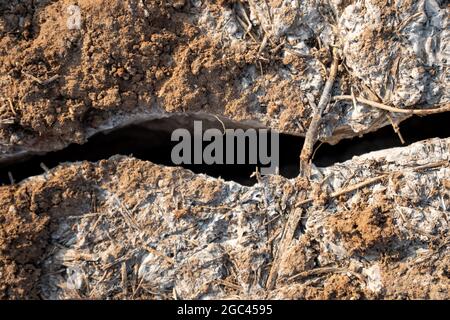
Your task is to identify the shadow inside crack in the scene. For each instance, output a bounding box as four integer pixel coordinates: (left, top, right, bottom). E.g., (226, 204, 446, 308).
(1, 112, 449, 186)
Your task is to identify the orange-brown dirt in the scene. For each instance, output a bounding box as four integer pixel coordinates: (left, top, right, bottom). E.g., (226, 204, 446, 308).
(329, 199, 399, 255)
(0, 162, 95, 298)
(1, 0, 201, 147)
(0, 0, 311, 155)
(0, 186, 50, 299)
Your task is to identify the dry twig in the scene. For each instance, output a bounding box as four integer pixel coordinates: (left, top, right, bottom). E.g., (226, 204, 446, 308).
(298, 174, 388, 206)
(8, 171, 15, 185)
(266, 207, 303, 290)
(23, 72, 59, 85)
(300, 49, 340, 176)
(7, 98, 17, 116)
(386, 113, 405, 144)
(332, 95, 450, 115)
(40, 162, 50, 173)
(288, 266, 365, 284)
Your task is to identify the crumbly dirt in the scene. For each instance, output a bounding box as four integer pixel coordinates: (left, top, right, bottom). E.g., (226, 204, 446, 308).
(0, 0, 307, 157)
(328, 199, 399, 255)
(0, 0, 203, 149)
(0, 186, 50, 299)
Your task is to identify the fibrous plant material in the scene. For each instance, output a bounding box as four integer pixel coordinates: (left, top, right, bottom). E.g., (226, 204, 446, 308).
(0, 138, 448, 299)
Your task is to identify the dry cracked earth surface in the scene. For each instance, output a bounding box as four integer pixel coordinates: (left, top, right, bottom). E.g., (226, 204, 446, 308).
(0, 0, 449, 299)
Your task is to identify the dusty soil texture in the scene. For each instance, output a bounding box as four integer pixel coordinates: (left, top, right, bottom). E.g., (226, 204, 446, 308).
(0, 0, 449, 300)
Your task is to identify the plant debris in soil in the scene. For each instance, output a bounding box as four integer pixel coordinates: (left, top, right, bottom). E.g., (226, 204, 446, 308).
(0, 138, 449, 299)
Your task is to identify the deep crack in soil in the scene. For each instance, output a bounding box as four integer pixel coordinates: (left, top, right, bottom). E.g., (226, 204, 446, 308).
(1, 111, 449, 186)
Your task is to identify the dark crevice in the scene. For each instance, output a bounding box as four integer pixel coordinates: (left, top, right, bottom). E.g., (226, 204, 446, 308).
(1, 112, 450, 186)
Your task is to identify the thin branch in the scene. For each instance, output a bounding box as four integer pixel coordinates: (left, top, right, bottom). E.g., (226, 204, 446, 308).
(386, 113, 405, 144)
(297, 160, 448, 207)
(7, 98, 17, 115)
(288, 266, 365, 284)
(265, 207, 303, 290)
(300, 50, 340, 176)
(332, 95, 450, 115)
(298, 174, 388, 206)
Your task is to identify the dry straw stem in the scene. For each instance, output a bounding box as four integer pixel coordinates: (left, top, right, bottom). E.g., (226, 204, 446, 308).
(288, 266, 366, 285)
(236, 1, 257, 42)
(411, 160, 449, 172)
(0, 118, 15, 125)
(23, 71, 59, 85)
(265, 207, 303, 290)
(298, 174, 388, 206)
(7, 98, 17, 115)
(121, 262, 128, 296)
(298, 160, 448, 207)
(386, 113, 405, 144)
(40, 162, 50, 173)
(8, 171, 15, 185)
(213, 115, 226, 135)
(300, 49, 340, 175)
(113, 195, 175, 265)
(332, 95, 450, 115)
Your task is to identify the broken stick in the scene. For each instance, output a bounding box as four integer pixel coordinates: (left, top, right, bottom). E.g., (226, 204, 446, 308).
(8, 171, 15, 185)
(332, 95, 450, 115)
(297, 174, 388, 206)
(7, 98, 17, 116)
(265, 207, 303, 290)
(300, 49, 340, 176)
(23, 72, 59, 86)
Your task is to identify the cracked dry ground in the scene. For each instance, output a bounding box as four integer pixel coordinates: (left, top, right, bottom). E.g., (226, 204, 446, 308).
(0, 1, 449, 299)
